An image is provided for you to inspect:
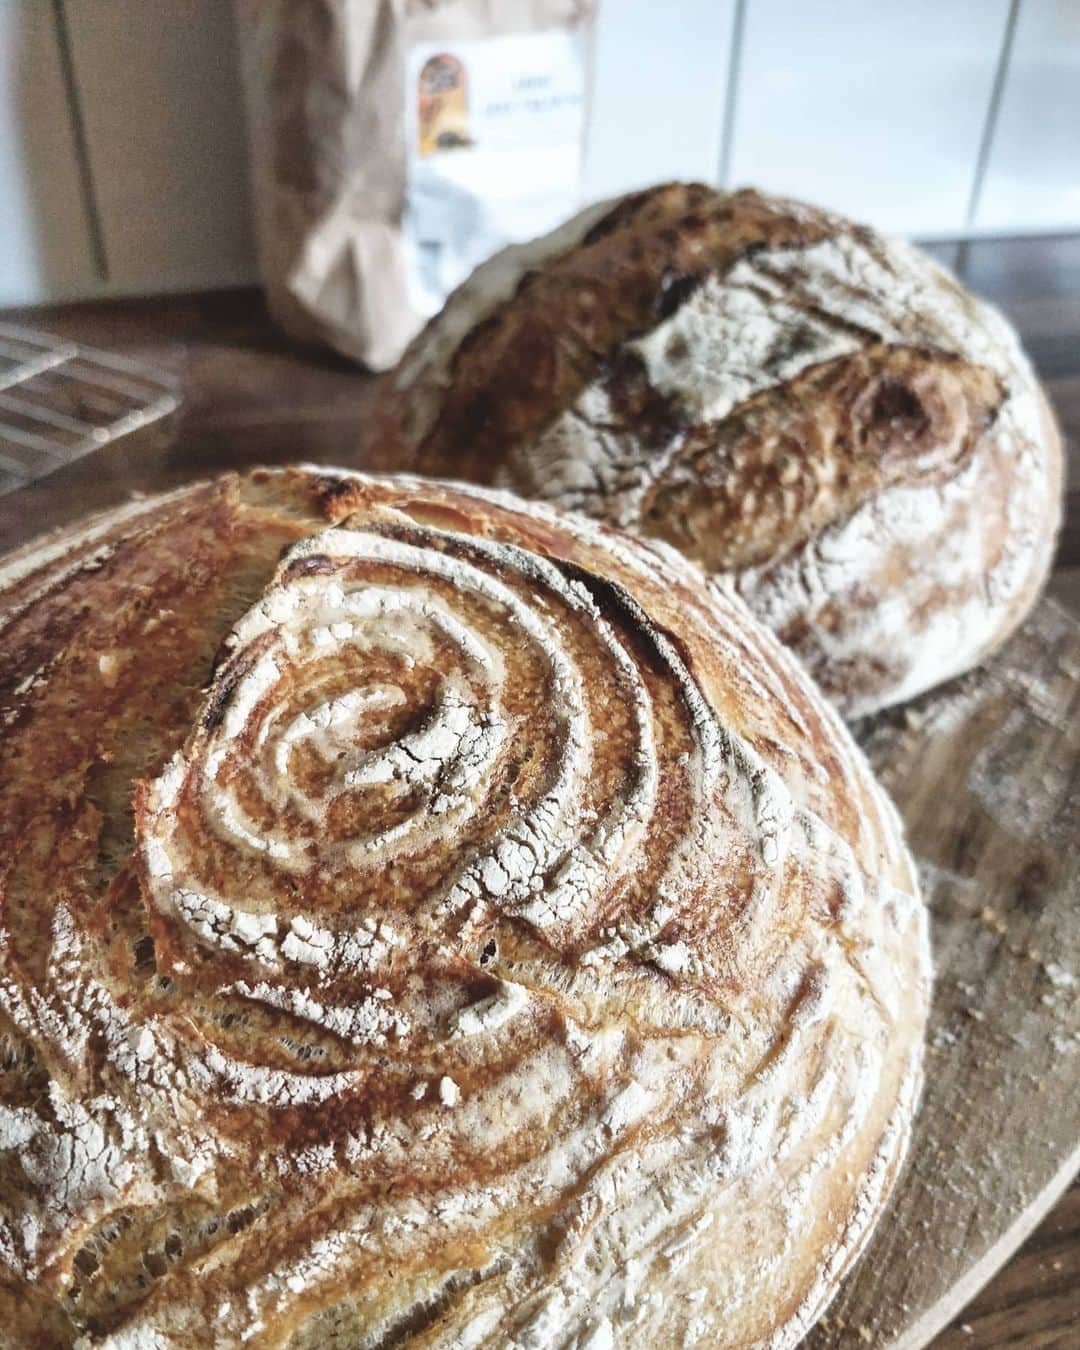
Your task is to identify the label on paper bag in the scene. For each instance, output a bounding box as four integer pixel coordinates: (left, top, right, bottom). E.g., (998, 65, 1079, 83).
(404, 30, 588, 316)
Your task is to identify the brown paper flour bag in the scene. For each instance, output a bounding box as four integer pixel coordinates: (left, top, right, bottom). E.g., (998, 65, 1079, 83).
(234, 1, 595, 370)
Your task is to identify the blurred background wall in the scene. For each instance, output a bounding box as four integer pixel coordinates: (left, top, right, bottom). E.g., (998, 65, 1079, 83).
(2, 0, 1078, 308)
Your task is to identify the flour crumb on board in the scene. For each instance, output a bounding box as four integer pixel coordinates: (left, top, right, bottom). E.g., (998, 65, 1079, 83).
(979, 906, 1008, 936)
(1043, 961, 1077, 991)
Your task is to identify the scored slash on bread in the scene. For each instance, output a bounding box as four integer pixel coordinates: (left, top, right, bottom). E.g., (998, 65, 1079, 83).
(636, 344, 1002, 572)
(371, 183, 1062, 717)
(0, 468, 929, 1347)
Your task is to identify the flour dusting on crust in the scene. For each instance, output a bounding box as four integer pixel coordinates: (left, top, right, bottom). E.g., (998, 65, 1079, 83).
(375, 185, 1060, 716)
(0, 467, 929, 1347)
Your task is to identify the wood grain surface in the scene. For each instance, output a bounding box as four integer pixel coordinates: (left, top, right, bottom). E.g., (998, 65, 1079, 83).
(0, 230, 1078, 1346)
(805, 598, 1080, 1349)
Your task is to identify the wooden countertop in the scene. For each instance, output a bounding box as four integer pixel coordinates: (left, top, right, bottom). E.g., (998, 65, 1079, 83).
(1, 232, 1077, 1346)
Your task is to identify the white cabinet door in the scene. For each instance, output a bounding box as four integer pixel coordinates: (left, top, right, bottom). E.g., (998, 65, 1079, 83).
(976, 0, 1080, 234)
(728, 0, 1010, 237)
(64, 0, 256, 295)
(584, 0, 737, 202)
(0, 2, 97, 305)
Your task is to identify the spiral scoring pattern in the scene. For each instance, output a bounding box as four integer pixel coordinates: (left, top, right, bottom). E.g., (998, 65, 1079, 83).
(0, 470, 929, 1348)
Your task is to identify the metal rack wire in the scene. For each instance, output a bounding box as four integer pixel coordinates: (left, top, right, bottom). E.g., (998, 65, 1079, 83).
(0, 323, 179, 495)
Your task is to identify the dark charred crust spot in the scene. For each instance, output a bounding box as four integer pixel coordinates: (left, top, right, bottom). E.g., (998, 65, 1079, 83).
(72, 1247, 100, 1279)
(599, 350, 686, 448)
(315, 476, 367, 520)
(316, 476, 357, 503)
(869, 380, 931, 435)
(132, 935, 156, 975)
(656, 271, 703, 321)
(202, 636, 276, 735)
(200, 675, 236, 735)
(282, 553, 338, 581)
(368, 519, 437, 551)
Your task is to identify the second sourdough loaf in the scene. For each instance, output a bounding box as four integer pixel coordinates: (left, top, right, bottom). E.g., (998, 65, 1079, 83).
(371, 183, 1062, 717)
(0, 467, 928, 1346)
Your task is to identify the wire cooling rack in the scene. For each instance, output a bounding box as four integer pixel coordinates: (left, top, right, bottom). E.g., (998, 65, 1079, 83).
(0, 322, 179, 495)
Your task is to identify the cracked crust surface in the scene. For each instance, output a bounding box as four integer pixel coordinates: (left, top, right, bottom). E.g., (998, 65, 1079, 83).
(0, 467, 928, 1346)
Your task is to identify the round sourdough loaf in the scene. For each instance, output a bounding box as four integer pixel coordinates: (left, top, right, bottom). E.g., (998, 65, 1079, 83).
(0, 467, 929, 1347)
(371, 183, 1062, 717)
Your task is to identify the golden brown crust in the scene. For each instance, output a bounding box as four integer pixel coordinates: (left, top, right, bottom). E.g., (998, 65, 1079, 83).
(371, 185, 835, 481)
(0, 468, 928, 1347)
(639, 343, 1001, 571)
(371, 184, 1061, 716)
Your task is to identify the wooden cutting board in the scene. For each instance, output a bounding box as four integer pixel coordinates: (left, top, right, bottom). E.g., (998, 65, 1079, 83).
(805, 599, 1080, 1348)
